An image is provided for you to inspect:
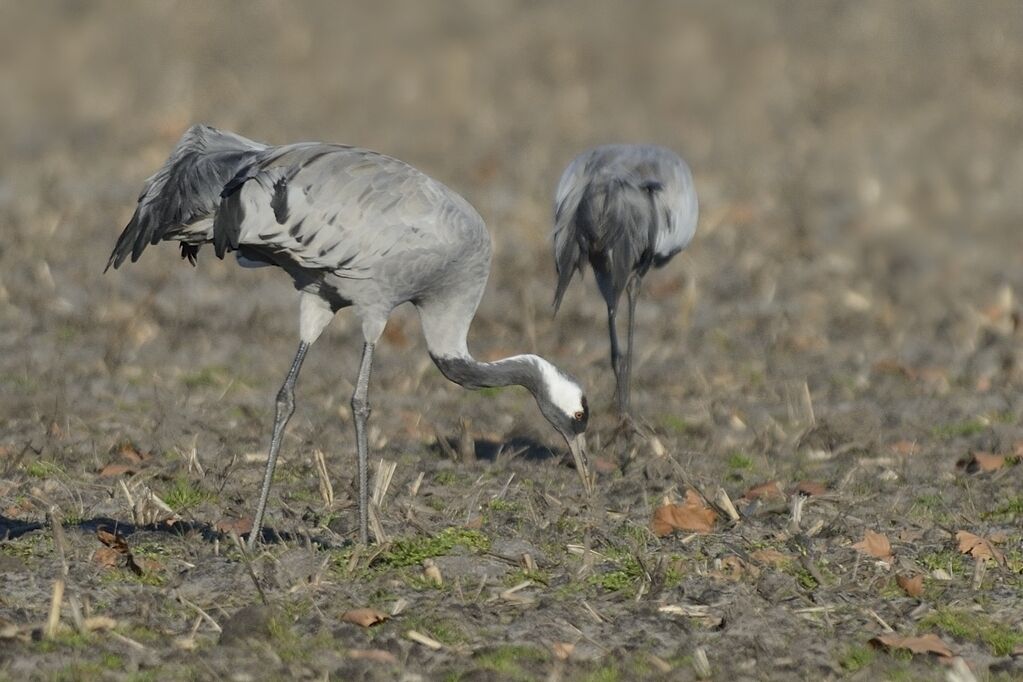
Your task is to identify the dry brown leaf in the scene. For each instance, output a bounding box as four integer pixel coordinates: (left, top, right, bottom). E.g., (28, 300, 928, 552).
(853, 530, 894, 563)
(743, 481, 784, 500)
(551, 642, 575, 660)
(342, 608, 389, 628)
(348, 649, 398, 664)
(792, 480, 827, 496)
(96, 528, 143, 576)
(92, 547, 122, 569)
(99, 463, 136, 478)
(896, 574, 924, 597)
(712, 555, 758, 581)
(593, 456, 619, 475)
(956, 531, 1005, 564)
(215, 517, 253, 535)
(889, 440, 919, 456)
(956, 451, 1005, 474)
(870, 633, 953, 658)
(1014, 441, 1023, 458)
(750, 548, 791, 566)
(115, 442, 147, 463)
(651, 489, 717, 536)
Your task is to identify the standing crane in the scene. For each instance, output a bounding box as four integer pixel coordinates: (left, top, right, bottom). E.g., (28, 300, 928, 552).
(552, 145, 697, 423)
(106, 125, 592, 548)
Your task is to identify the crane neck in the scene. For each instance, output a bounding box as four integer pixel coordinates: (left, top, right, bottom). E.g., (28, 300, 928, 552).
(430, 353, 542, 396)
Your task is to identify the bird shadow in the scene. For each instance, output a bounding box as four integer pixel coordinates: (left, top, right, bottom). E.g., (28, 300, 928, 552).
(432, 435, 562, 463)
(0, 513, 347, 549)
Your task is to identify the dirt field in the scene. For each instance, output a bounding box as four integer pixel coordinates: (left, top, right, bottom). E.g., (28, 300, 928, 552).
(2, 1, 1022, 680)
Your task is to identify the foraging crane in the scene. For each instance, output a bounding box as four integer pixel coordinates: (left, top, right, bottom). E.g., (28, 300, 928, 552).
(106, 125, 592, 547)
(552, 145, 697, 421)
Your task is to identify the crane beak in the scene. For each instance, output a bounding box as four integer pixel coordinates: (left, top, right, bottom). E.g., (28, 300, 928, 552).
(566, 433, 594, 495)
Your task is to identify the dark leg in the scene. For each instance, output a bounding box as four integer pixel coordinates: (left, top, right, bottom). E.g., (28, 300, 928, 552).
(623, 275, 642, 416)
(351, 342, 375, 545)
(248, 341, 309, 550)
(607, 303, 626, 417)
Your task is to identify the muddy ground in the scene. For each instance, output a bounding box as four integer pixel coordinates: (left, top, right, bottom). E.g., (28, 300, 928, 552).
(1, 1, 1023, 680)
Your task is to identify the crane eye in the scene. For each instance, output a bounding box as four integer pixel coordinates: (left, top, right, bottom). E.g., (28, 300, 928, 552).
(573, 411, 585, 421)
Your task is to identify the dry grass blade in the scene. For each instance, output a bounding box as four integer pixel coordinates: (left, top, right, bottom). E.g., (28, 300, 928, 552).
(372, 458, 397, 508)
(313, 449, 333, 507)
(45, 579, 64, 639)
(713, 487, 740, 522)
(406, 629, 443, 650)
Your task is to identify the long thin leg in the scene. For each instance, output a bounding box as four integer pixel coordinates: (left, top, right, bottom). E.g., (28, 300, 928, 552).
(623, 275, 642, 416)
(607, 304, 626, 417)
(248, 341, 309, 550)
(351, 342, 375, 545)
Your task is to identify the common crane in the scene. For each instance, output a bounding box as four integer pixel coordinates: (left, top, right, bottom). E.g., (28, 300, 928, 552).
(107, 125, 592, 547)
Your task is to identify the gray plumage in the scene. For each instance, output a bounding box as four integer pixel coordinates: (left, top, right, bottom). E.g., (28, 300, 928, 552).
(552, 144, 697, 418)
(108, 125, 593, 547)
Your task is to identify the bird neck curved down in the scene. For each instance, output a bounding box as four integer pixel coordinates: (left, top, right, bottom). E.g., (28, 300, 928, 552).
(429, 353, 540, 395)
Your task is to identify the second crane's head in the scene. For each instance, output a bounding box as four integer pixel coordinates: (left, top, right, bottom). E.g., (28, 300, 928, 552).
(530, 359, 590, 474)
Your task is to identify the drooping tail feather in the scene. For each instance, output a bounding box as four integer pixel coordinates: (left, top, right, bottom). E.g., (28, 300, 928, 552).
(105, 124, 266, 271)
(552, 174, 661, 311)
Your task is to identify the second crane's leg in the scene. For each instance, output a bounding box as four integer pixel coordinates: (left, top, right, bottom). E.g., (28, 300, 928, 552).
(623, 275, 642, 417)
(249, 341, 309, 550)
(607, 303, 626, 418)
(351, 342, 375, 545)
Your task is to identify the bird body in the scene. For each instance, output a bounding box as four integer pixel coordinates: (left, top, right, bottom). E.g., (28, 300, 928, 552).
(108, 125, 591, 546)
(552, 144, 697, 417)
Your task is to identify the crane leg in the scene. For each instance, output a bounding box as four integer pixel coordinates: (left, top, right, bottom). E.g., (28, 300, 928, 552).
(607, 303, 626, 418)
(623, 275, 642, 417)
(351, 342, 375, 545)
(249, 341, 309, 550)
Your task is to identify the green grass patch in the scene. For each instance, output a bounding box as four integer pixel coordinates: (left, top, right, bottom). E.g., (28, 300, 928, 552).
(478, 387, 504, 398)
(181, 366, 230, 389)
(920, 607, 1023, 656)
(838, 644, 875, 672)
(24, 460, 63, 478)
(985, 496, 1023, 520)
(659, 415, 704, 436)
(162, 478, 214, 511)
(931, 417, 987, 440)
(589, 548, 645, 595)
(918, 548, 967, 577)
(726, 450, 754, 471)
(377, 527, 490, 569)
(475, 645, 549, 678)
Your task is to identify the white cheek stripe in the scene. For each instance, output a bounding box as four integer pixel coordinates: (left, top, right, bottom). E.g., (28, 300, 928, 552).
(536, 359, 584, 414)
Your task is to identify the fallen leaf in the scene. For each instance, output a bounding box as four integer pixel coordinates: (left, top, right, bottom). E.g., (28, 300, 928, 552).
(1014, 441, 1023, 458)
(92, 547, 122, 569)
(889, 440, 919, 456)
(712, 554, 758, 581)
(896, 574, 924, 597)
(96, 528, 143, 576)
(956, 451, 1005, 474)
(551, 642, 575, 660)
(750, 548, 791, 566)
(342, 608, 389, 628)
(853, 530, 894, 564)
(792, 481, 827, 496)
(348, 649, 398, 664)
(99, 463, 136, 478)
(593, 456, 618, 475)
(651, 489, 717, 536)
(870, 633, 953, 658)
(115, 442, 147, 463)
(215, 517, 253, 535)
(956, 531, 1004, 564)
(742, 481, 784, 500)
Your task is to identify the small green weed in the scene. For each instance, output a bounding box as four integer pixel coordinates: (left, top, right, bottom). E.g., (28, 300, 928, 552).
(378, 528, 490, 568)
(920, 607, 1023, 656)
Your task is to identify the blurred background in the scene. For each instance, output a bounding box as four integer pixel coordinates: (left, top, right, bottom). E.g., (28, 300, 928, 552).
(1, 0, 1021, 454)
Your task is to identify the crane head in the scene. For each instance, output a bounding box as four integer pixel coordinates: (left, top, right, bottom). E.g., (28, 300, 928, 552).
(531, 359, 593, 492)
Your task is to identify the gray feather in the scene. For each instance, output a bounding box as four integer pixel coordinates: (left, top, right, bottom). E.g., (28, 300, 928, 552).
(105, 124, 266, 271)
(551, 144, 697, 310)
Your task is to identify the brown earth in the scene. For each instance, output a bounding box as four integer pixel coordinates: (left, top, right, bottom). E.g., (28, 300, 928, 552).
(1, 2, 1022, 680)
